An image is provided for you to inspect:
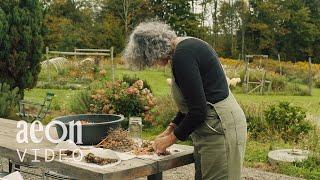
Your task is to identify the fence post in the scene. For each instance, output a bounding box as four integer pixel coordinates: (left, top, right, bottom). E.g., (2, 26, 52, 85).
(278, 54, 282, 75)
(45, 46, 49, 59)
(45, 46, 50, 82)
(74, 47, 77, 61)
(243, 56, 249, 93)
(260, 71, 266, 95)
(308, 57, 312, 96)
(111, 47, 115, 83)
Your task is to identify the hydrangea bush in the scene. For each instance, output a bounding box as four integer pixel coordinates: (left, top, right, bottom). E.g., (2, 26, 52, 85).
(90, 80, 157, 126)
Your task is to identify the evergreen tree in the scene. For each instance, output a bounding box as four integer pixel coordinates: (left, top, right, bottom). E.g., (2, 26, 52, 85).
(0, 0, 43, 96)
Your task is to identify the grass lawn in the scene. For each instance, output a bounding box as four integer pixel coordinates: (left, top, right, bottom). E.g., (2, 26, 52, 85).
(115, 67, 320, 115)
(24, 88, 80, 110)
(234, 88, 320, 115)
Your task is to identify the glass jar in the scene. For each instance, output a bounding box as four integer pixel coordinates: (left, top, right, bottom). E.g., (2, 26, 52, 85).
(128, 117, 142, 146)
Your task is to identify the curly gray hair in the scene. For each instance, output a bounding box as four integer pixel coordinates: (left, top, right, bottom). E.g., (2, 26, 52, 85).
(123, 21, 177, 69)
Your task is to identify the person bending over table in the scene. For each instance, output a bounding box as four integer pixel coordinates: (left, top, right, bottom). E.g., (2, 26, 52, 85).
(124, 21, 247, 180)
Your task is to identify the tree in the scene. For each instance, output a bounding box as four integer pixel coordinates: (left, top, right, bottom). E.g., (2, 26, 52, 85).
(151, 0, 206, 37)
(242, 0, 317, 61)
(93, 13, 126, 53)
(304, 0, 320, 63)
(244, 0, 280, 56)
(43, 0, 95, 51)
(277, 0, 317, 61)
(0, 0, 43, 96)
(101, 0, 152, 36)
(218, 1, 239, 57)
(210, 0, 219, 47)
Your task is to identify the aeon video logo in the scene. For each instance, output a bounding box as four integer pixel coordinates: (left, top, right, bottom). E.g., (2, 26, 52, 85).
(16, 120, 84, 162)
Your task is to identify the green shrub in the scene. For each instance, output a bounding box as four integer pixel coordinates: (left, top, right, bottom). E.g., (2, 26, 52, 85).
(268, 73, 287, 91)
(153, 95, 177, 128)
(240, 102, 270, 140)
(0, 83, 19, 118)
(70, 90, 92, 114)
(71, 79, 157, 128)
(90, 80, 156, 127)
(264, 102, 312, 142)
(112, 93, 144, 117)
(285, 84, 309, 96)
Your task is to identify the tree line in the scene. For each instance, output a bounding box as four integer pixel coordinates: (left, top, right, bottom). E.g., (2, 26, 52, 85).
(0, 0, 319, 98)
(42, 0, 320, 63)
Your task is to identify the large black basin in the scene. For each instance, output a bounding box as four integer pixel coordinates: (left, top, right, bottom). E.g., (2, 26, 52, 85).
(53, 114, 124, 145)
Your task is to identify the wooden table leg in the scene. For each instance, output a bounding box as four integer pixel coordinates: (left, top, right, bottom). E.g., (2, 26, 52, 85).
(8, 160, 20, 172)
(8, 160, 13, 172)
(147, 172, 162, 180)
(14, 164, 21, 171)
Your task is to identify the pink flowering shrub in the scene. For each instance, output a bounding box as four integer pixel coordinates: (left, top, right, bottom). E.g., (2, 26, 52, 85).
(90, 79, 157, 126)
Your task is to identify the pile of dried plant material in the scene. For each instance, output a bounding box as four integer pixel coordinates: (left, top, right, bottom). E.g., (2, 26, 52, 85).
(132, 140, 154, 155)
(84, 153, 118, 165)
(132, 140, 171, 156)
(96, 128, 135, 152)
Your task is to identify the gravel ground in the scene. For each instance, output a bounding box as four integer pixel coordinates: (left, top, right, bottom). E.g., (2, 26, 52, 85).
(1, 157, 304, 180)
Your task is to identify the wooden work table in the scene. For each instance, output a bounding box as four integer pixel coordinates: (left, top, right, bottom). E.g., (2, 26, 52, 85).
(0, 118, 194, 180)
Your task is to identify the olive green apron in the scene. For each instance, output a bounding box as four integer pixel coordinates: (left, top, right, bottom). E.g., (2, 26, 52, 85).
(171, 76, 247, 180)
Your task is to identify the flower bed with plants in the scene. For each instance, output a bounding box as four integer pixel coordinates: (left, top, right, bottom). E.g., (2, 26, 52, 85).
(71, 78, 157, 127)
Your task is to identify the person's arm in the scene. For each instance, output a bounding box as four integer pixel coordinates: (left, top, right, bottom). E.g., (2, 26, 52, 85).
(172, 49, 208, 141)
(155, 111, 184, 139)
(172, 111, 186, 126)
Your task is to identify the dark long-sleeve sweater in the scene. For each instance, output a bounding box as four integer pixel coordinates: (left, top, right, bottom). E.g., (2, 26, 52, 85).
(171, 38, 229, 141)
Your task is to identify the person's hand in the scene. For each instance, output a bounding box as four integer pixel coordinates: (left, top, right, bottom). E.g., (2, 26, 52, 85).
(153, 132, 177, 154)
(156, 123, 175, 139)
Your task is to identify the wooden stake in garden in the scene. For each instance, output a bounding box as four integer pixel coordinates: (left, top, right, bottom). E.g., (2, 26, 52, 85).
(111, 47, 115, 82)
(308, 57, 312, 96)
(260, 71, 266, 95)
(74, 47, 77, 61)
(243, 56, 249, 93)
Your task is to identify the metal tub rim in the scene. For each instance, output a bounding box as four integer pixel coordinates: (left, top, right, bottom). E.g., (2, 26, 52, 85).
(52, 114, 125, 126)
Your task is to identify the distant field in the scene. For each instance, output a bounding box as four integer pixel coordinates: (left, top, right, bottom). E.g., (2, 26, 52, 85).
(25, 67, 320, 116)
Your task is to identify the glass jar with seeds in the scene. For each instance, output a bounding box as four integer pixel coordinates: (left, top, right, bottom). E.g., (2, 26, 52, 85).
(128, 117, 142, 146)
